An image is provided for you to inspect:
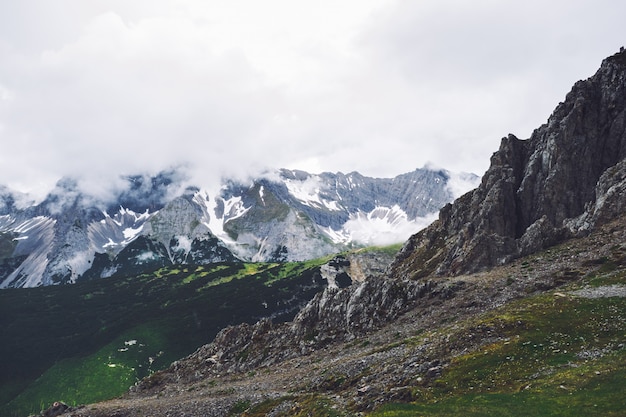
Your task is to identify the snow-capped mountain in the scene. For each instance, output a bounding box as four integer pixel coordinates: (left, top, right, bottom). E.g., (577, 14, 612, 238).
(208, 168, 478, 260)
(0, 167, 479, 288)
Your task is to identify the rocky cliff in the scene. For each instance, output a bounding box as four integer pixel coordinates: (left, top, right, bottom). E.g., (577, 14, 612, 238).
(135, 269, 435, 391)
(132, 48, 626, 396)
(41, 49, 626, 417)
(390, 49, 626, 279)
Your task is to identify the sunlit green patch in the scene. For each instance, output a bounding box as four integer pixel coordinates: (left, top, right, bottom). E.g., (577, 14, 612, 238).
(4, 323, 170, 416)
(370, 273, 626, 417)
(0, 253, 340, 416)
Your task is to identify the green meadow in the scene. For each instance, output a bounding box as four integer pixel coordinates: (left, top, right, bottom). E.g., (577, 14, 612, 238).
(0, 259, 330, 416)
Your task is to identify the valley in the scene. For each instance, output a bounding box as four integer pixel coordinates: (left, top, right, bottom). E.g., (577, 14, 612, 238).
(3, 45, 626, 417)
(0, 252, 386, 416)
(43, 214, 626, 417)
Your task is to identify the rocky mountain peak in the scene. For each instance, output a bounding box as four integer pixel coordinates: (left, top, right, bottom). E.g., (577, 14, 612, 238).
(390, 49, 626, 279)
(1, 166, 472, 288)
(16, 49, 626, 417)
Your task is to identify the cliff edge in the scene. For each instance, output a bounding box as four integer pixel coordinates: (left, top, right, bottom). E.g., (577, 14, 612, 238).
(390, 49, 626, 279)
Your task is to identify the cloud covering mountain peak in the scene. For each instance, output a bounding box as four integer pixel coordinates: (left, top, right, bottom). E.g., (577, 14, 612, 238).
(0, 166, 479, 288)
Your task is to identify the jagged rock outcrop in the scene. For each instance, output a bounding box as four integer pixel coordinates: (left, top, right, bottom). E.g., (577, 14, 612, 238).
(566, 157, 626, 232)
(319, 249, 398, 288)
(390, 49, 626, 278)
(40, 49, 626, 417)
(30, 401, 70, 417)
(134, 270, 435, 392)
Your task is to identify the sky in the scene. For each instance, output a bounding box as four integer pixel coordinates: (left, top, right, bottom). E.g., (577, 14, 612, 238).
(0, 0, 625, 200)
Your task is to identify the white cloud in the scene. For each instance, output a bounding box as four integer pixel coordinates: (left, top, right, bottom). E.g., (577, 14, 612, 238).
(0, 0, 625, 200)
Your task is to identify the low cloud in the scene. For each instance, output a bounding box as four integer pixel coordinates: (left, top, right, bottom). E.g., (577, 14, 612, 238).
(0, 0, 625, 202)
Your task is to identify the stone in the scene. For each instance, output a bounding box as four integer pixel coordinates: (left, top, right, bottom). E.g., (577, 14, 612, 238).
(390, 48, 626, 278)
(41, 401, 69, 417)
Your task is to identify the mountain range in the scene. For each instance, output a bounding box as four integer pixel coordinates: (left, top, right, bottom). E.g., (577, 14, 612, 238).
(0, 167, 478, 288)
(32, 49, 626, 417)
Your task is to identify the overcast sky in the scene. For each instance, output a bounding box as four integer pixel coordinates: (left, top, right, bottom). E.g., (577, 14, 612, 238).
(1, 0, 625, 198)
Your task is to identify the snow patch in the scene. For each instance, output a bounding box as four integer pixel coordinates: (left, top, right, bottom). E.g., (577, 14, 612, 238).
(320, 225, 352, 245)
(322, 206, 438, 246)
(173, 235, 192, 253)
(9, 216, 53, 234)
(89, 207, 152, 253)
(122, 225, 143, 241)
(0, 214, 13, 229)
(0, 216, 56, 288)
(284, 175, 342, 211)
(65, 250, 95, 283)
(102, 238, 117, 249)
(136, 251, 158, 262)
(196, 190, 250, 244)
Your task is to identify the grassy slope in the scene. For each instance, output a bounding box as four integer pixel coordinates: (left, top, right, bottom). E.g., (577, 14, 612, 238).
(0, 258, 332, 417)
(236, 283, 626, 417)
(234, 238, 626, 417)
(9, 238, 626, 417)
(371, 268, 626, 417)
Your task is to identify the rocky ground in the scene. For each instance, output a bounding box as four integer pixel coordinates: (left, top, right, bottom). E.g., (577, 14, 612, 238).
(43, 214, 626, 417)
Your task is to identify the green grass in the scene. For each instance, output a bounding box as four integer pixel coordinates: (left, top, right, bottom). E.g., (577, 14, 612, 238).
(357, 243, 403, 256)
(4, 324, 168, 415)
(0, 259, 332, 417)
(374, 359, 626, 417)
(370, 276, 626, 417)
(374, 380, 626, 417)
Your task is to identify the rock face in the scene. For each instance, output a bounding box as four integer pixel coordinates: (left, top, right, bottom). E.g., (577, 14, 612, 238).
(211, 168, 478, 262)
(41, 49, 626, 417)
(390, 49, 626, 279)
(566, 157, 626, 233)
(319, 249, 399, 288)
(135, 275, 435, 390)
(34, 401, 69, 417)
(132, 248, 413, 391)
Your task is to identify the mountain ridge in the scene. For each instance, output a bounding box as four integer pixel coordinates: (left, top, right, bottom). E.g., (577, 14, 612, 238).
(45, 48, 626, 417)
(0, 167, 478, 288)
